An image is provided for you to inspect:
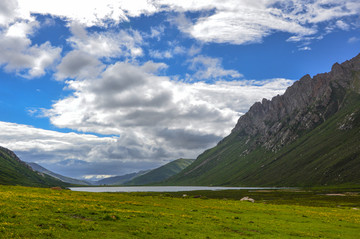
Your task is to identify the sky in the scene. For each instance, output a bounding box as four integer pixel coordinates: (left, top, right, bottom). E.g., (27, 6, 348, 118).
(0, 0, 360, 180)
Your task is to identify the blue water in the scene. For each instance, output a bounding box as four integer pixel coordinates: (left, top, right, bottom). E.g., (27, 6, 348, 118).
(69, 186, 289, 193)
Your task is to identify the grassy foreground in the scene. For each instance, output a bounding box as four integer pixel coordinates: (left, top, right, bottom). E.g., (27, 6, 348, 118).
(0, 186, 359, 238)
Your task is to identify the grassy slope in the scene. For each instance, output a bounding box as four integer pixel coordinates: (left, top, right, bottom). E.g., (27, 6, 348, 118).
(0, 185, 359, 238)
(126, 158, 194, 185)
(0, 147, 70, 187)
(167, 92, 360, 186)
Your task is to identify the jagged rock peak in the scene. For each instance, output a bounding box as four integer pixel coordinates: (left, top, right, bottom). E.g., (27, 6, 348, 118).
(232, 53, 360, 151)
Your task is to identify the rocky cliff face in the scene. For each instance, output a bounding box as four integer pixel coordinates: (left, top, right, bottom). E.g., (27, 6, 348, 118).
(232, 53, 360, 152)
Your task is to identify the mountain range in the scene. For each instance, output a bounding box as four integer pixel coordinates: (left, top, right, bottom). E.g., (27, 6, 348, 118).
(27, 162, 91, 186)
(0, 146, 194, 187)
(1, 54, 360, 188)
(166, 53, 360, 187)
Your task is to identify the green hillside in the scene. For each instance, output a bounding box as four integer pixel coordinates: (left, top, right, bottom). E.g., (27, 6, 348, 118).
(166, 92, 360, 186)
(166, 55, 360, 187)
(0, 146, 70, 187)
(125, 158, 194, 185)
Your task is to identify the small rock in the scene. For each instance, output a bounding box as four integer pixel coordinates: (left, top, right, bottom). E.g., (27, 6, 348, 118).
(240, 196, 255, 203)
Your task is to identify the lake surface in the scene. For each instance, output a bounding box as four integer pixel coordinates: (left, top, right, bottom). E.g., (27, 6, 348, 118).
(69, 186, 288, 193)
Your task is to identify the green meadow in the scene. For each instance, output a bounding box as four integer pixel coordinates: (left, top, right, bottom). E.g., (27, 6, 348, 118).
(0, 186, 359, 238)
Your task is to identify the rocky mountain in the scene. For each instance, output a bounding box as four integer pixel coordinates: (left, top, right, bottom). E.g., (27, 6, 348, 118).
(28, 162, 91, 186)
(125, 158, 194, 185)
(166, 53, 360, 187)
(0, 146, 70, 187)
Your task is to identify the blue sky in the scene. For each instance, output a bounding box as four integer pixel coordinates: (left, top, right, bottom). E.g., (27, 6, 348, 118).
(0, 0, 360, 180)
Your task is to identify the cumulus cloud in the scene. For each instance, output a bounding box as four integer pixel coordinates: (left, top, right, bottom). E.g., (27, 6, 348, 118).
(0, 4, 60, 78)
(188, 55, 243, 80)
(38, 59, 293, 178)
(46, 60, 291, 136)
(68, 22, 144, 59)
(55, 23, 146, 81)
(55, 50, 104, 80)
(0, 38, 61, 78)
(335, 20, 350, 31)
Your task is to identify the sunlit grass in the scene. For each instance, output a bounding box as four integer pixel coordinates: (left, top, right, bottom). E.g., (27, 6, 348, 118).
(0, 185, 359, 238)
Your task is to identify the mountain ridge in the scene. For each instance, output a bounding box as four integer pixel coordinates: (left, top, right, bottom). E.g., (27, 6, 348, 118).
(165, 53, 360, 187)
(125, 158, 194, 185)
(28, 162, 91, 186)
(0, 146, 70, 187)
(231, 53, 360, 152)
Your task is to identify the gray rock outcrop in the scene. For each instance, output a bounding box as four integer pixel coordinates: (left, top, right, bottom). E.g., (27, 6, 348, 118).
(232, 53, 360, 151)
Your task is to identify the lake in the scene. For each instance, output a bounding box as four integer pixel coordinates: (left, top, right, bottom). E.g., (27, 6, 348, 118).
(69, 186, 289, 193)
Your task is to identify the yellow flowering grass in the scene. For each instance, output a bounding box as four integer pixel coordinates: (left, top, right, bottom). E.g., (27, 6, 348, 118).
(0, 185, 359, 238)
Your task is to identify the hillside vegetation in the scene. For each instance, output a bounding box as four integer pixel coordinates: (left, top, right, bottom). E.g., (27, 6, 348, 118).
(166, 54, 360, 187)
(0, 146, 69, 187)
(126, 158, 194, 185)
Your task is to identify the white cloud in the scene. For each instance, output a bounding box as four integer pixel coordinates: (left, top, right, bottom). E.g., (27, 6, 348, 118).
(149, 45, 185, 59)
(7, 0, 358, 46)
(335, 20, 349, 31)
(55, 23, 146, 81)
(68, 23, 143, 59)
(348, 37, 360, 44)
(169, 0, 359, 44)
(189, 55, 243, 80)
(148, 25, 165, 40)
(149, 50, 173, 59)
(0, 0, 28, 27)
(0, 121, 115, 164)
(17, 0, 157, 27)
(83, 175, 115, 180)
(299, 46, 311, 51)
(55, 50, 104, 80)
(41, 60, 293, 176)
(0, 17, 61, 78)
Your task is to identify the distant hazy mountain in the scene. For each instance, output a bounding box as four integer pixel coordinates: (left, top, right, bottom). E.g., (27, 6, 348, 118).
(95, 170, 151, 185)
(0, 146, 70, 187)
(125, 158, 194, 185)
(28, 162, 91, 186)
(166, 53, 360, 187)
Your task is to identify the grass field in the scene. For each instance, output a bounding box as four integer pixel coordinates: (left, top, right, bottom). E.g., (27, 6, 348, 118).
(0, 186, 359, 238)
